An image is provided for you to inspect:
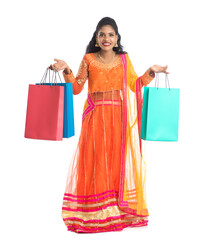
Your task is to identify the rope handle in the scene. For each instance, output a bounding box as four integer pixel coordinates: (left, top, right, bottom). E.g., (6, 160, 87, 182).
(154, 73, 171, 90)
(40, 68, 62, 86)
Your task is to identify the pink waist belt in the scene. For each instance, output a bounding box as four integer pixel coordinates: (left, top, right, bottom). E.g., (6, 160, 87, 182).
(94, 100, 121, 106)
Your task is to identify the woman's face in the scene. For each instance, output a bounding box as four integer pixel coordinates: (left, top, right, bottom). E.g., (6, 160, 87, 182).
(96, 25, 118, 52)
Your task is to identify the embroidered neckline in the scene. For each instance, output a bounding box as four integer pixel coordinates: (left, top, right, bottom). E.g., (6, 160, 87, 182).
(89, 53, 122, 69)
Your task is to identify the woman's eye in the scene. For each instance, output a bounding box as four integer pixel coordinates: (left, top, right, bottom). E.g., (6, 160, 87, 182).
(99, 33, 114, 37)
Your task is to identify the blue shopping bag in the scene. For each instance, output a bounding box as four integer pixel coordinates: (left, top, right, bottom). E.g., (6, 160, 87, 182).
(37, 69, 75, 138)
(56, 83, 75, 138)
(141, 73, 180, 141)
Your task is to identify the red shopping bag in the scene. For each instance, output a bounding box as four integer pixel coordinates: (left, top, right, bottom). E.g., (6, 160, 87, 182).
(24, 84, 64, 140)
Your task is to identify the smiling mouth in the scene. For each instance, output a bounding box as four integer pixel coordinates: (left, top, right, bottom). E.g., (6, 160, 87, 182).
(102, 42, 111, 46)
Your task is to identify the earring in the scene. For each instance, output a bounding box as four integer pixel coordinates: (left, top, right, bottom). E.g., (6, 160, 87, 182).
(95, 42, 99, 47)
(114, 42, 118, 47)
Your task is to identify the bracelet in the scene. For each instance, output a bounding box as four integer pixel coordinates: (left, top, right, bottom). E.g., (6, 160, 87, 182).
(148, 69, 155, 77)
(64, 67, 72, 75)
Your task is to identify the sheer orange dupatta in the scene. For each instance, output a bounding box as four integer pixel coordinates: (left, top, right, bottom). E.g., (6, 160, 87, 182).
(119, 54, 149, 217)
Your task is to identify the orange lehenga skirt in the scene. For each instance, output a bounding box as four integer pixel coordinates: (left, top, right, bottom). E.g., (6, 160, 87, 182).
(61, 90, 148, 233)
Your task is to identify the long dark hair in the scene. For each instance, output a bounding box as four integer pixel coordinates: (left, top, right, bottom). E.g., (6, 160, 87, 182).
(85, 17, 127, 55)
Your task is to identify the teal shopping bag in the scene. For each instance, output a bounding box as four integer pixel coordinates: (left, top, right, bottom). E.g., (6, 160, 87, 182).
(141, 74, 180, 141)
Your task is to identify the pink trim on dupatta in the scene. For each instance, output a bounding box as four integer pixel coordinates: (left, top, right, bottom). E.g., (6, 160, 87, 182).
(119, 54, 129, 208)
(136, 77, 143, 155)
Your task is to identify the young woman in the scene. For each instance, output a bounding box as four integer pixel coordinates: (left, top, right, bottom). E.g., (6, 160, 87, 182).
(50, 17, 169, 233)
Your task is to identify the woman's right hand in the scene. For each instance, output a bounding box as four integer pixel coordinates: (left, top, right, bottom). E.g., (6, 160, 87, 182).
(48, 58, 69, 72)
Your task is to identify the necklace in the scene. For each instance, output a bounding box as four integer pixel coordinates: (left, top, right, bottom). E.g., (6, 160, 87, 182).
(98, 52, 116, 64)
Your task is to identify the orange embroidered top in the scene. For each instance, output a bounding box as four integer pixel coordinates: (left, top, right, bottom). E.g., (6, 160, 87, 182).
(62, 53, 154, 94)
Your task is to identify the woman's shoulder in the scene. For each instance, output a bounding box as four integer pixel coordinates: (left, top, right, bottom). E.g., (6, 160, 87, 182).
(84, 52, 93, 58)
(83, 53, 94, 65)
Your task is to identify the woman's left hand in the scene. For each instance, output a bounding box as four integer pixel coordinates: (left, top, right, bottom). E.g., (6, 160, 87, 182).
(150, 65, 169, 74)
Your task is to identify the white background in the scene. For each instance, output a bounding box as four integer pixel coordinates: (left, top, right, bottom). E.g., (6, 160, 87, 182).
(1, 0, 210, 239)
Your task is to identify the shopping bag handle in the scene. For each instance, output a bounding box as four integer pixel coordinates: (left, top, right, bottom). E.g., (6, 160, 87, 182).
(155, 73, 171, 90)
(40, 68, 62, 86)
(51, 69, 62, 84)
